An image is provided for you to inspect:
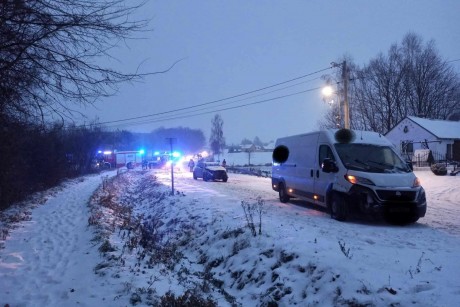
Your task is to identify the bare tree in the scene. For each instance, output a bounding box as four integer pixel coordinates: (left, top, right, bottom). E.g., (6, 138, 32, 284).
(241, 138, 252, 145)
(209, 114, 225, 160)
(0, 0, 173, 125)
(332, 33, 460, 134)
(352, 47, 407, 132)
(401, 34, 459, 120)
(253, 136, 263, 147)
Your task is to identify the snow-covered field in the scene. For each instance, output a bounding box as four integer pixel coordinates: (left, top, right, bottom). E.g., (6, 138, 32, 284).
(1, 165, 460, 306)
(215, 151, 273, 167)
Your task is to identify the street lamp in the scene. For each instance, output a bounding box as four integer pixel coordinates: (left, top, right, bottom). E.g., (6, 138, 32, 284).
(322, 85, 334, 99)
(331, 61, 350, 129)
(322, 84, 341, 128)
(321, 61, 350, 129)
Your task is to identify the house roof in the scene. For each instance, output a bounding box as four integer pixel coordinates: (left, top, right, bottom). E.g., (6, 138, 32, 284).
(407, 116, 460, 139)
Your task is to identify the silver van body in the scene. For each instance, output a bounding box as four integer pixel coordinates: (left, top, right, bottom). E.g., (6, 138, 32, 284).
(271, 129, 427, 222)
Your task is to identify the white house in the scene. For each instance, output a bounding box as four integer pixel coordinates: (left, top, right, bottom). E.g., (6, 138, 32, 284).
(385, 116, 460, 162)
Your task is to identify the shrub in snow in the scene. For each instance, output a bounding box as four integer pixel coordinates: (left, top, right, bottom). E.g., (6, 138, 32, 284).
(430, 163, 447, 176)
(240, 196, 265, 236)
(98, 239, 116, 254)
(338, 240, 353, 259)
(159, 290, 217, 307)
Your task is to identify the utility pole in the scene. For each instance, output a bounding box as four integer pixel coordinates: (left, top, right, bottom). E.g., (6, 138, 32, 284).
(166, 137, 176, 195)
(331, 61, 350, 129)
(342, 61, 350, 129)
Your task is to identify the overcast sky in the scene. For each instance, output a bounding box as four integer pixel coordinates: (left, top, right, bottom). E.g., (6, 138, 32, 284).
(76, 0, 460, 145)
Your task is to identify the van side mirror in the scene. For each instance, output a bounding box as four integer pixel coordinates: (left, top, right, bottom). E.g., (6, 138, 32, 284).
(322, 158, 338, 173)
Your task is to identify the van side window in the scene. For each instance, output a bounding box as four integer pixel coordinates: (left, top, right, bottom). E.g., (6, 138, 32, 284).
(319, 145, 335, 166)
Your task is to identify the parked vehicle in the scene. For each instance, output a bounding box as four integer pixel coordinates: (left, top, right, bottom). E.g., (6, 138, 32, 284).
(193, 161, 228, 182)
(96, 150, 143, 169)
(271, 129, 427, 223)
(148, 155, 168, 169)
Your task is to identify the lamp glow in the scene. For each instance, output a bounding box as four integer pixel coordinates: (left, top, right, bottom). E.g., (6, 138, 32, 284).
(322, 85, 334, 97)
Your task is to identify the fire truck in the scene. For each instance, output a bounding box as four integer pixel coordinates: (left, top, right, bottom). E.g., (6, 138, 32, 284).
(96, 149, 182, 169)
(97, 150, 144, 169)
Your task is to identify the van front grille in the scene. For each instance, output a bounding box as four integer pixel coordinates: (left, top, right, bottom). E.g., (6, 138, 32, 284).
(376, 190, 416, 201)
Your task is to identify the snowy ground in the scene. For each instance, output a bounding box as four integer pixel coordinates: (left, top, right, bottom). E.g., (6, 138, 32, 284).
(1, 166, 460, 306)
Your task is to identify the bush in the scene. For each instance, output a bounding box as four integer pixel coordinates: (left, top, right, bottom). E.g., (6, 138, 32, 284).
(159, 290, 217, 307)
(430, 163, 447, 176)
(241, 197, 265, 236)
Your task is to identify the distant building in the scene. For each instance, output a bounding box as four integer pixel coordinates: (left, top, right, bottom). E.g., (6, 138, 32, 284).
(263, 141, 275, 151)
(385, 116, 460, 161)
(227, 141, 275, 153)
(240, 144, 257, 152)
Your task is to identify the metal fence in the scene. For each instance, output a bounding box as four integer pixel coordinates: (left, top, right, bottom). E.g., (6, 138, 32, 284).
(409, 150, 453, 167)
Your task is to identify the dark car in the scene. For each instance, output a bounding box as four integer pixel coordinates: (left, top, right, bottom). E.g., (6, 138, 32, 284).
(148, 155, 168, 169)
(193, 161, 228, 182)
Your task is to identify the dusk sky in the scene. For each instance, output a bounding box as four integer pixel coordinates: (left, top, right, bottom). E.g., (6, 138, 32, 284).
(76, 0, 460, 145)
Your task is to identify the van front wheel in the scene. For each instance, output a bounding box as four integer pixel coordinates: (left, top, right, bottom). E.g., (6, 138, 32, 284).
(330, 193, 348, 221)
(279, 184, 290, 203)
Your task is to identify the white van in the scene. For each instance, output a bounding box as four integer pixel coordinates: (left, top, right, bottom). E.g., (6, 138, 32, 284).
(271, 129, 427, 223)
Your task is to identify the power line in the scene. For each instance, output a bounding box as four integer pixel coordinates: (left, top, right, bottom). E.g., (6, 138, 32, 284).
(102, 85, 323, 130)
(120, 76, 323, 123)
(94, 66, 332, 127)
(447, 58, 460, 63)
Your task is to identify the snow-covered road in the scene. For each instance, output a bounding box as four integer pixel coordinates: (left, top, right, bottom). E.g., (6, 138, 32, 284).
(415, 171, 460, 237)
(164, 168, 460, 236)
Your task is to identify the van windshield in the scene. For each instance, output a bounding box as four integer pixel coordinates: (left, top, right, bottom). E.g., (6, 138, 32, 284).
(334, 143, 411, 173)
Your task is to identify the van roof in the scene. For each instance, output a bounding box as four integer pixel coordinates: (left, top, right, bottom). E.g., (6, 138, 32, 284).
(323, 129, 393, 146)
(276, 129, 393, 146)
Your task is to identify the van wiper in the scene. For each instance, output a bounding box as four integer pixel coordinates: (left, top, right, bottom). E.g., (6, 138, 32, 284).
(367, 160, 391, 168)
(354, 159, 369, 167)
(353, 159, 385, 172)
(367, 160, 409, 172)
(345, 159, 370, 170)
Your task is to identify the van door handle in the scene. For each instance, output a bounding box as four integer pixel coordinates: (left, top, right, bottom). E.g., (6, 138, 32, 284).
(316, 170, 319, 178)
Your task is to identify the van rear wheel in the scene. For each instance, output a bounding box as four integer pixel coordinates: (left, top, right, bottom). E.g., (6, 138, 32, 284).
(279, 183, 290, 203)
(330, 192, 348, 221)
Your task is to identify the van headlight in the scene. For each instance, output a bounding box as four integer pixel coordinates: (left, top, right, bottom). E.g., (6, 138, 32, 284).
(413, 177, 421, 187)
(345, 174, 375, 186)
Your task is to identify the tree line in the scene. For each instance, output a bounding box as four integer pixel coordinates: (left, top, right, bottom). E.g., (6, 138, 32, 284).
(320, 33, 460, 133)
(0, 121, 104, 209)
(0, 122, 207, 210)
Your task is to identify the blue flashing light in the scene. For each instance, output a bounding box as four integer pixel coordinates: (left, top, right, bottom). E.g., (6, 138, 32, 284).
(139, 149, 145, 155)
(172, 151, 181, 158)
(154, 151, 160, 156)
